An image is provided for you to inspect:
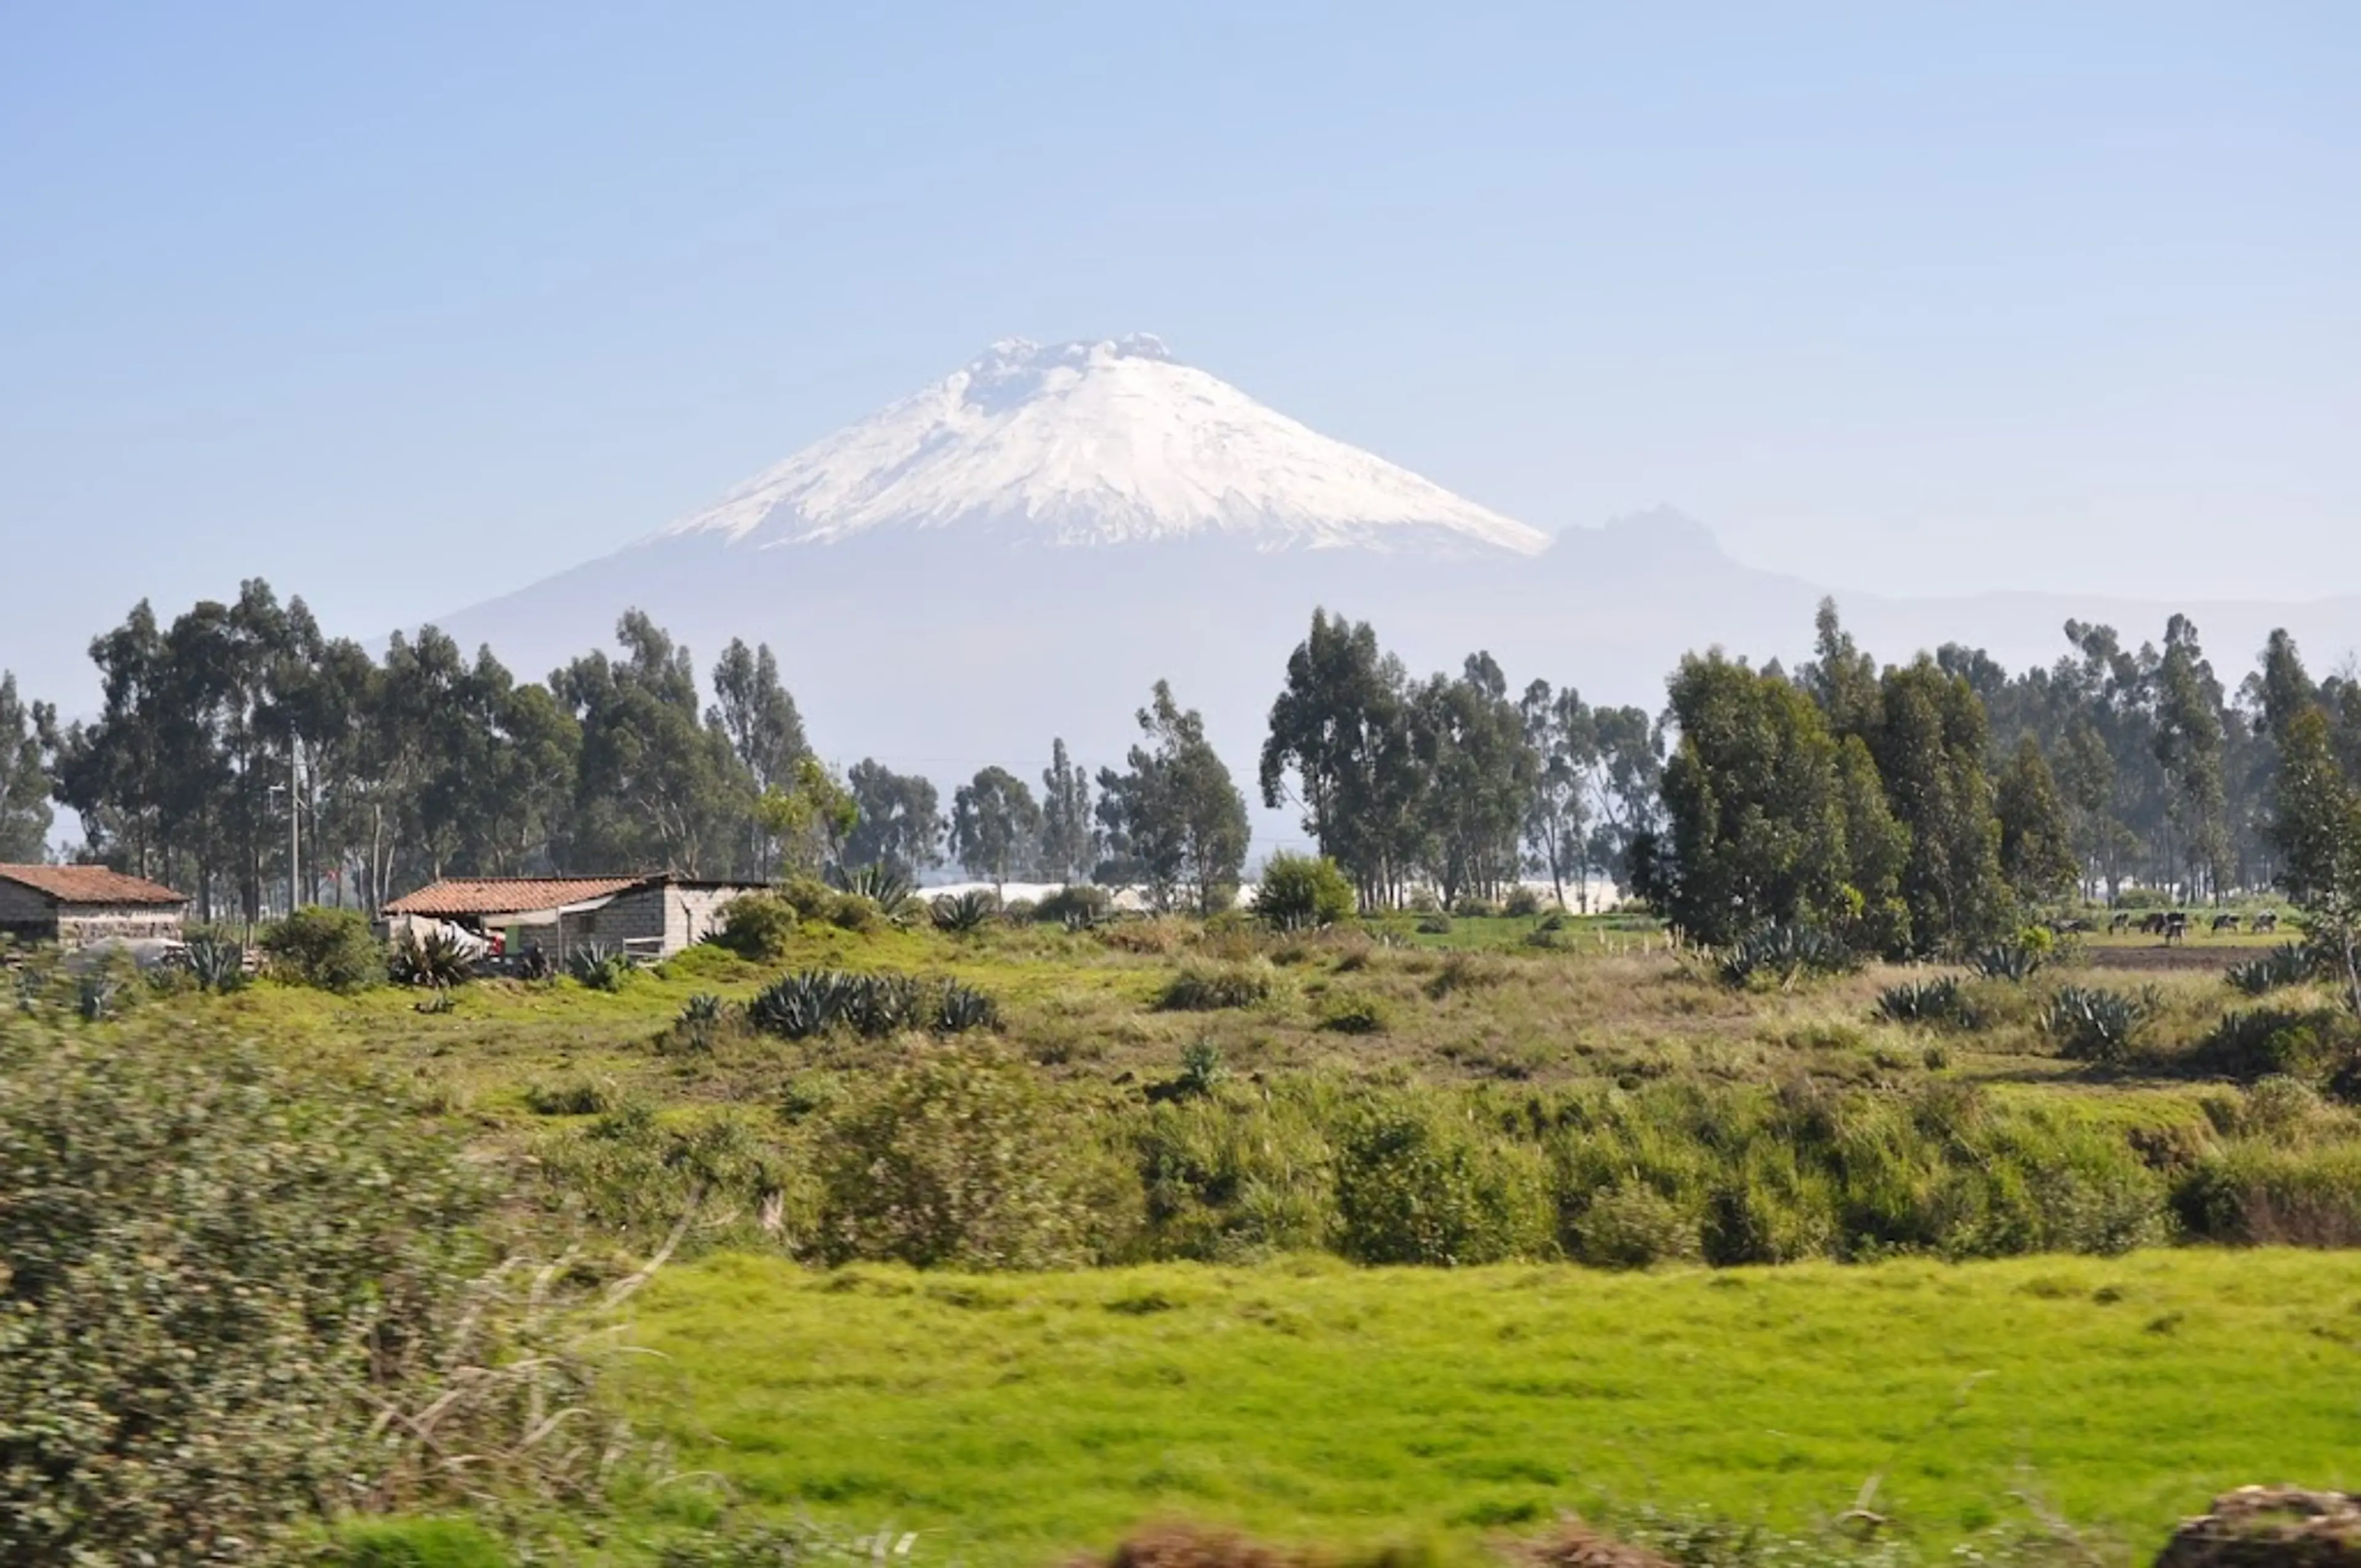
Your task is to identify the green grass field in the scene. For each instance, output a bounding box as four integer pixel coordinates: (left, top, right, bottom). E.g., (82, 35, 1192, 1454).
(607, 1248, 2361, 1566)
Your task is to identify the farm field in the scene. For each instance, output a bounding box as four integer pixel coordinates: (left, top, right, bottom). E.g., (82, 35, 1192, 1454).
(599, 1248, 2361, 1567)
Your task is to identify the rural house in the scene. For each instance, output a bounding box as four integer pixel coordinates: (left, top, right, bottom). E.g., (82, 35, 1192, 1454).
(379, 874, 764, 961)
(0, 865, 191, 947)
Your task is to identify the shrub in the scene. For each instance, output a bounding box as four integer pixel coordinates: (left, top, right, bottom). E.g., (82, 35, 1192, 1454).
(1332, 1100, 1552, 1265)
(1570, 1181, 1703, 1270)
(1034, 884, 1113, 927)
(1252, 852, 1356, 930)
(1875, 975, 1978, 1029)
(813, 1043, 1110, 1269)
(713, 893, 802, 960)
(1503, 885, 1544, 918)
(0, 1016, 488, 1563)
(260, 906, 385, 993)
(2044, 984, 2148, 1063)
(524, 1077, 613, 1116)
(1414, 914, 1453, 936)
(1157, 960, 1274, 1012)
(1173, 1039, 1230, 1099)
(1452, 896, 1501, 919)
(2201, 1005, 2359, 1083)
(1316, 987, 1391, 1035)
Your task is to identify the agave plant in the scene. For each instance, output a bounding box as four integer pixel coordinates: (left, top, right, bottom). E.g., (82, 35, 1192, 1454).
(1971, 940, 2046, 983)
(2045, 983, 2146, 1063)
(184, 935, 250, 995)
(2225, 941, 2322, 997)
(389, 930, 476, 989)
(749, 969, 843, 1039)
(845, 973, 927, 1035)
(566, 941, 631, 992)
(77, 972, 122, 1023)
(1875, 974, 1976, 1028)
(1718, 923, 1858, 988)
(930, 890, 999, 935)
(829, 862, 918, 921)
(679, 991, 729, 1027)
(931, 978, 1001, 1034)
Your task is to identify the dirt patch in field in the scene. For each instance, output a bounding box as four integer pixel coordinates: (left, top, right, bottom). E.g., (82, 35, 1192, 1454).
(2087, 945, 2242, 973)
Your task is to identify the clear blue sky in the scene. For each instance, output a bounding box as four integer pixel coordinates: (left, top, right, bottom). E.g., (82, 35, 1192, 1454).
(3, 3, 2354, 702)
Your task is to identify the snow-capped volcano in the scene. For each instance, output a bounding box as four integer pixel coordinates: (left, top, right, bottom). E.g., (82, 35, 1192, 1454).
(655, 335, 1549, 556)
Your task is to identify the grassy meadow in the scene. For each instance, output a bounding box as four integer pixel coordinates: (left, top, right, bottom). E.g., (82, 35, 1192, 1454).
(598, 1248, 2361, 1566)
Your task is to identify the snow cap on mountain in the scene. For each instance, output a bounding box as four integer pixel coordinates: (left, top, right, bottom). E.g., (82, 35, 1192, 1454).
(657, 337, 1548, 556)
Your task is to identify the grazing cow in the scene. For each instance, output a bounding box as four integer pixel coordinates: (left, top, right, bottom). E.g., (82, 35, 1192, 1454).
(2256, 911, 2279, 933)
(2140, 913, 2169, 936)
(2109, 912, 2131, 934)
(2212, 913, 2242, 934)
(2164, 912, 2188, 946)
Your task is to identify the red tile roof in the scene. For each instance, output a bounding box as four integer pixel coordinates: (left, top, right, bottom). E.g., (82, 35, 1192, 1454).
(380, 877, 649, 917)
(0, 864, 189, 906)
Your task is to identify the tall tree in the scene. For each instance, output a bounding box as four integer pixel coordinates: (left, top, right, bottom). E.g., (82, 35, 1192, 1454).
(1995, 736, 2077, 906)
(2272, 707, 2361, 1014)
(844, 761, 946, 879)
(1865, 656, 2010, 952)
(1414, 652, 1536, 906)
(0, 673, 55, 862)
(1519, 680, 1595, 909)
(2153, 615, 2230, 901)
(951, 767, 1043, 895)
(1102, 681, 1250, 915)
(1261, 611, 1425, 908)
(1642, 653, 1855, 946)
(1038, 738, 1097, 885)
(553, 611, 746, 876)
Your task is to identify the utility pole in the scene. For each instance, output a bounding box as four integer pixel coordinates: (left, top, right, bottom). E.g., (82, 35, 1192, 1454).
(288, 736, 301, 917)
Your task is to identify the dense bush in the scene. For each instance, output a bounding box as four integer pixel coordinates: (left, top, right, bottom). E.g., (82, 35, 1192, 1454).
(813, 1043, 1120, 1269)
(1157, 960, 1275, 1012)
(1503, 885, 1544, 918)
(1316, 987, 1391, 1034)
(1252, 852, 1356, 930)
(1034, 884, 1113, 927)
(2200, 1005, 2361, 1084)
(259, 905, 385, 993)
(0, 1016, 486, 1563)
(713, 893, 802, 960)
(1332, 1099, 1552, 1265)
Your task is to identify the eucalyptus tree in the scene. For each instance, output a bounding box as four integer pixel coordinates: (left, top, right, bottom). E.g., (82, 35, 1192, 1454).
(1102, 680, 1249, 915)
(1038, 738, 1097, 885)
(844, 760, 946, 880)
(0, 672, 54, 862)
(1260, 611, 1426, 908)
(1519, 679, 1594, 909)
(951, 766, 1043, 895)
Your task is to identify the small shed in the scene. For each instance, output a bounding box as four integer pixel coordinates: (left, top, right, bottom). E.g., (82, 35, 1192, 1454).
(0, 865, 191, 947)
(379, 875, 764, 961)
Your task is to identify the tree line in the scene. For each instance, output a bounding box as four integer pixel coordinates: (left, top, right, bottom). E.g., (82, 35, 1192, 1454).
(2, 584, 2357, 945)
